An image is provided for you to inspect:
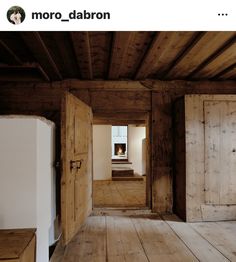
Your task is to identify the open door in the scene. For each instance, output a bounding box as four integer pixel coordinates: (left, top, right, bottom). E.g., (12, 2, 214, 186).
(61, 92, 93, 245)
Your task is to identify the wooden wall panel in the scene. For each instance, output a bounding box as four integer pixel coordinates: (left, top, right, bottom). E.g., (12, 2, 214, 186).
(0, 80, 236, 215)
(90, 90, 151, 112)
(150, 80, 236, 214)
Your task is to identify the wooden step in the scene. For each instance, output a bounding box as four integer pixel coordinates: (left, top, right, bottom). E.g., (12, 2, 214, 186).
(112, 167, 134, 177)
(112, 176, 144, 181)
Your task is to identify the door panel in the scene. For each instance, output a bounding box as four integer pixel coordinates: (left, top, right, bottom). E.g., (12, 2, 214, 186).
(61, 92, 93, 245)
(204, 101, 236, 206)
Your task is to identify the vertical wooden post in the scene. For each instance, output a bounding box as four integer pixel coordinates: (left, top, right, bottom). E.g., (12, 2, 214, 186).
(152, 91, 173, 213)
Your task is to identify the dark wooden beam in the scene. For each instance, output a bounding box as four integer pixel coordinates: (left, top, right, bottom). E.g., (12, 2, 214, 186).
(0, 39, 22, 65)
(93, 112, 148, 125)
(70, 32, 93, 79)
(135, 32, 196, 80)
(0, 62, 50, 81)
(93, 119, 146, 125)
(40, 32, 78, 78)
(35, 64, 50, 81)
(119, 32, 155, 79)
(64, 79, 150, 91)
(89, 32, 112, 79)
(20, 32, 62, 80)
(108, 32, 134, 79)
(217, 63, 236, 80)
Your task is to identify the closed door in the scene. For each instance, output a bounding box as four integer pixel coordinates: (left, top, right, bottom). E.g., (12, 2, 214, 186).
(203, 100, 236, 220)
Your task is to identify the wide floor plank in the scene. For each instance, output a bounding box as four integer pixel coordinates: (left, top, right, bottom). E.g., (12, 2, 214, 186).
(51, 213, 236, 262)
(132, 215, 198, 262)
(62, 216, 106, 262)
(163, 214, 230, 262)
(191, 221, 236, 261)
(106, 216, 149, 261)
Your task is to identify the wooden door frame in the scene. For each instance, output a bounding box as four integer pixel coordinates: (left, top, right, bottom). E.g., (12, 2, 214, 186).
(92, 111, 152, 209)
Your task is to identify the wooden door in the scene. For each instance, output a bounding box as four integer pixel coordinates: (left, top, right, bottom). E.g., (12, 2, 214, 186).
(185, 95, 236, 222)
(61, 92, 93, 245)
(205, 101, 236, 205)
(203, 100, 236, 219)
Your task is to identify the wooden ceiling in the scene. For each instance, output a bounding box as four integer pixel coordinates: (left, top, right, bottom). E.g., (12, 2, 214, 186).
(0, 31, 235, 82)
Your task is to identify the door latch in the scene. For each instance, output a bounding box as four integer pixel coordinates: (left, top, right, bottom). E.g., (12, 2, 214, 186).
(70, 160, 83, 171)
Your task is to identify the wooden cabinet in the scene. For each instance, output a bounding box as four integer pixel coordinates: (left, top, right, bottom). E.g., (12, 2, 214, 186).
(174, 95, 236, 222)
(0, 229, 36, 262)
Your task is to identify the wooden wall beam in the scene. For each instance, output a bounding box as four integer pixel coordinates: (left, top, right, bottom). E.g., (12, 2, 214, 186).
(152, 92, 173, 213)
(108, 32, 134, 79)
(1, 79, 236, 214)
(93, 119, 146, 125)
(93, 111, 148, 125)
(21, 32, 62, 81)
(142, 80, 236, 94)
(56, 79, 150, 91)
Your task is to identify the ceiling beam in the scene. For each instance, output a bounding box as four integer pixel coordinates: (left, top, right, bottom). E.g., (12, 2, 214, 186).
(70, 32, 93, 79)
(0, 62, 50, 81)
(0, 39, 22, 65)
(135, 32, 164, 80)
(108, 32, 134, 79)
(49, 32, 78, 78)
(20, 32, 62, 80)
(135, 32, 197, 80)
(165, 32, 236, 79)
(162, 32, 205, 79)
(215, 63, 236, 80)
(189, 34, 236, 79)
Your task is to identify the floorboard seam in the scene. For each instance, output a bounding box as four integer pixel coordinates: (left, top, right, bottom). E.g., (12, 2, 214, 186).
(160, 215, 200, 261)
(130, 217, 151, 262)
(105, 215, 108, 262)
(188, 222, 231, 262)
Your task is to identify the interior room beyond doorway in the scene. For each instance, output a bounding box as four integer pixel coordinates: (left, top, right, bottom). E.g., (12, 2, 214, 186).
(93, 124, 147, 208)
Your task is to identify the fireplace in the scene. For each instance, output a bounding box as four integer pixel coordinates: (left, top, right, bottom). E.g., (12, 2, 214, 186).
(114, 143, 126, 156)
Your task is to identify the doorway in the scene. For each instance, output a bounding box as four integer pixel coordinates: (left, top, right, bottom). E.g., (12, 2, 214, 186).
(92, 123, 150, 209)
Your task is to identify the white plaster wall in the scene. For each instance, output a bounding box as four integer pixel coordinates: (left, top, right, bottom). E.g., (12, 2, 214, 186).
(93, 125, 112, 180)
(0, 119, 37, 227)
(111, 126, 146, 175)
(128, 126, 146, 175)
(0, 116, 55, 262)
(36, 119, 55, 262)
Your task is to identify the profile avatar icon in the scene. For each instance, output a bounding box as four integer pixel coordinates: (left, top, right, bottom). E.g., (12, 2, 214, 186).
(7, 6, 25, 25)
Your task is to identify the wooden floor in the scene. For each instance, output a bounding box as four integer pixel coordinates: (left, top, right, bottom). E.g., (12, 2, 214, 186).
(93, 180, 146, 207)
(51, 213, 236, 262)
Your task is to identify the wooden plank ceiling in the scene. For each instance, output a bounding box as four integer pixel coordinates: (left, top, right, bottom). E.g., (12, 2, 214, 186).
(0, 31, 235, 82)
